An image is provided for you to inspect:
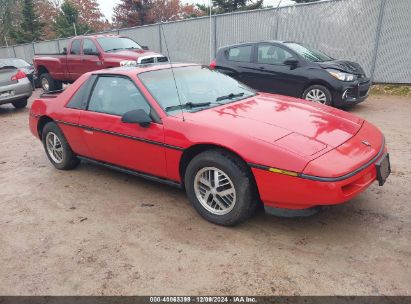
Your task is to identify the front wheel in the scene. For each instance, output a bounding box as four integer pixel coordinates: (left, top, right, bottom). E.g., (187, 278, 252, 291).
(303, 85, 332, 105)
(40, 73, 62, 92)
(184, 149, 258, 226)
(41, 122, 80, 170)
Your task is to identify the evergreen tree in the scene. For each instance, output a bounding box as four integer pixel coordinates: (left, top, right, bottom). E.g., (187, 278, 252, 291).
(0, 0, 18, 45)
(10, 0, 44, 43)
(53, 0, 90, 37)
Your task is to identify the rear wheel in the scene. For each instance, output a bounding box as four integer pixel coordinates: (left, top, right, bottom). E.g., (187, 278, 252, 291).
(184, 149, 258, 226)
(40, 73, 62, 92)
(41, 122, 80, 170)
(303, 85, 332, 105)
(12, 99, 28, 109)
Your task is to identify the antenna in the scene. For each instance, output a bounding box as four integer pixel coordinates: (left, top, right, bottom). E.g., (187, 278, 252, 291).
(159, 22, 185, 122)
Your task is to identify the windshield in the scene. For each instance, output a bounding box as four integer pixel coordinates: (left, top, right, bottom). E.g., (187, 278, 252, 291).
(138, 66, 256, 114)
(285, 42, 333, 62)
(97, 37, 142, 52)
(0, 58, 29, 68)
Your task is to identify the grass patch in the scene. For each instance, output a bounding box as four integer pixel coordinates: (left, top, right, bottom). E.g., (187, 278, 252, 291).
(370, 84, 411, 96)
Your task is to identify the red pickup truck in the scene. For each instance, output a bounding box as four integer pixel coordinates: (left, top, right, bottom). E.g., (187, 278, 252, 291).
(33, 34, 168, 91)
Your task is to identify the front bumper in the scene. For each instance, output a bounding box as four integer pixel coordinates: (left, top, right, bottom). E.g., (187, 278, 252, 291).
(253, 151, 384, 210)
(333, 78, 371, 107)
(252, 121, 386, 210)
(0, 78, 33, 105)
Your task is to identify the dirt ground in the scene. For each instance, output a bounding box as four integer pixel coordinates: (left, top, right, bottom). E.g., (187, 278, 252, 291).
(0, 91, 410, 296)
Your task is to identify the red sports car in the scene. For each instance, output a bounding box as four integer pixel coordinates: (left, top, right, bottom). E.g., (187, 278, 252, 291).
(29, 63, 391, 225)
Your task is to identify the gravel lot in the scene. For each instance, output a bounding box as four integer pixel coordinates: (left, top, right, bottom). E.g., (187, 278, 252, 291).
(0, 90, 410, 295)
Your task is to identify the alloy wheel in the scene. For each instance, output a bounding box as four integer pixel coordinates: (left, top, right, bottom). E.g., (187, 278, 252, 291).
(194, 167, 236, 215)
(305, 89, 327, 104)
(41, 77, 50, 91)
(46, 132, 64, 164)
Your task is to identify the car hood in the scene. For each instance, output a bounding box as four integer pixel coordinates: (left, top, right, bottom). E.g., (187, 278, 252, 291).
(107, 50, 164, 61)
(185, 93, 364, 156)
(319, 60, 366, 76)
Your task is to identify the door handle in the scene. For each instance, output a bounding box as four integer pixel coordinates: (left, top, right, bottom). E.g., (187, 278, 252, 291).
(83, 129, 93, 135)
(259, 66, 265, 70)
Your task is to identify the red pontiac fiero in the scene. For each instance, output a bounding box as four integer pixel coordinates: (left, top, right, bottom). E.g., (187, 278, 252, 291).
(29, 63, 391, 225)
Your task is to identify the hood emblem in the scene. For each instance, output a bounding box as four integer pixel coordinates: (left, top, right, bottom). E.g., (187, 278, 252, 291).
(362, 140, 371, 147)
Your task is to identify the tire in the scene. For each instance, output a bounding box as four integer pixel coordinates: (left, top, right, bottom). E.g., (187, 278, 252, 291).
(184, 149, 258, 226)
(12, 99, 28, 109)
(303, 85, 332, 106)
(41, 122, 80, 170)
(40, 73, 63, 92)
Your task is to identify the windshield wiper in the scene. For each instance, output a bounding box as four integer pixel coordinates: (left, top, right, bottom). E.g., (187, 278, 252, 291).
(165, 102, 214, 112)
(216, 92, 244, 102)
(105, 48, 124, 52)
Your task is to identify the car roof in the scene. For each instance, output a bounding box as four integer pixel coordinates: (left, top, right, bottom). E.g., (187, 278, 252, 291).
(219, 40, 298, 49)
(75, 34, 124, 39)
(91, 62, 200, 76)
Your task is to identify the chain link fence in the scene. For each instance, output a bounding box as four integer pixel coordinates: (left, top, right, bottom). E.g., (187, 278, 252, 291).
(0, 0, 409, 83)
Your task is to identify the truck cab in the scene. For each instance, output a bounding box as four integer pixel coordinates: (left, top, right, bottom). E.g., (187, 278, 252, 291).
(33, 35, 168, 91)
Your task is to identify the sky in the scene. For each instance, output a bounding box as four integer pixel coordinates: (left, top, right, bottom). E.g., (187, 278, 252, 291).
(97, 0, 296, 21)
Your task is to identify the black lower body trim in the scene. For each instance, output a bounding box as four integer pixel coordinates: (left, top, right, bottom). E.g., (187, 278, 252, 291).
(78, 156, 182, 188)
(264, 205, 321, 218)
(55, 119, 185, 151)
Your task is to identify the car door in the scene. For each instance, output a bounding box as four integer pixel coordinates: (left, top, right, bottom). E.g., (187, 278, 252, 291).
(66, 39, 83, 81)
(253, 43, 307, 96)
(80, 39, 104, 74)
(220, 44, 260, 88)
(78, 75, 167, 178)
(58, 75, 97, 158)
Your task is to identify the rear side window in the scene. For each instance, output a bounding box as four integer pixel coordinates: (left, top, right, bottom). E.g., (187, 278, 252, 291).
(70, 39, 81, 55)
(227, 45, 253, 62)
(88, 76, 151, 116)
(66, 76, 96, 109)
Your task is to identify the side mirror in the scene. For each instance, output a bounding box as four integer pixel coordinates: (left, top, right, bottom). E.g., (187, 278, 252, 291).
(63, 47, 67, 54)
(283, 58, 299, 67)
(121, 109, 152, 127)
(84, 48, 99, 56)
(141, 45, 149, 50)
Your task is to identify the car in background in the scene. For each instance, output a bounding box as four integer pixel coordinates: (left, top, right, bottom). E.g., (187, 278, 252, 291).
(33, 34, 168, 92)
(29, 63, 389, 226)
(0, 58, 39, 89)
(210, 41, 371, 107)
(0, 63, 32, 109)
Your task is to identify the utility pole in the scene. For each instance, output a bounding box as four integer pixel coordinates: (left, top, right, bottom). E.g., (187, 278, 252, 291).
(73, 23, 77, 36)
(4, 35, 12, 57)
(209, 0, 212, 62)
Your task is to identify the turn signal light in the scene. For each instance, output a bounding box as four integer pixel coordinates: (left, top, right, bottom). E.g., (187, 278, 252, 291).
(210, 59, 217, 70)
(11, 70, 27, 81)
(268, 167, 299, 177)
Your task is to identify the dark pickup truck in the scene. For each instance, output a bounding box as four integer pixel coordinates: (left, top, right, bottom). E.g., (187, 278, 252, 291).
(33, 34, 168, 91)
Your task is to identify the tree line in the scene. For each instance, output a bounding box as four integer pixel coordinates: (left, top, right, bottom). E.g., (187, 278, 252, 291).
(0, 0, 317, 47)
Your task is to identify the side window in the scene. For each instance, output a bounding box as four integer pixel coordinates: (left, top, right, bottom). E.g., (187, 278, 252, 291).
(257, 45, 293, 65)
(227, 45, 253, 62)
(66, 76, 96, 110)
(70, 39, 81, 55)
(83, 39, 97, 54)
(88, 76, 151, 116)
